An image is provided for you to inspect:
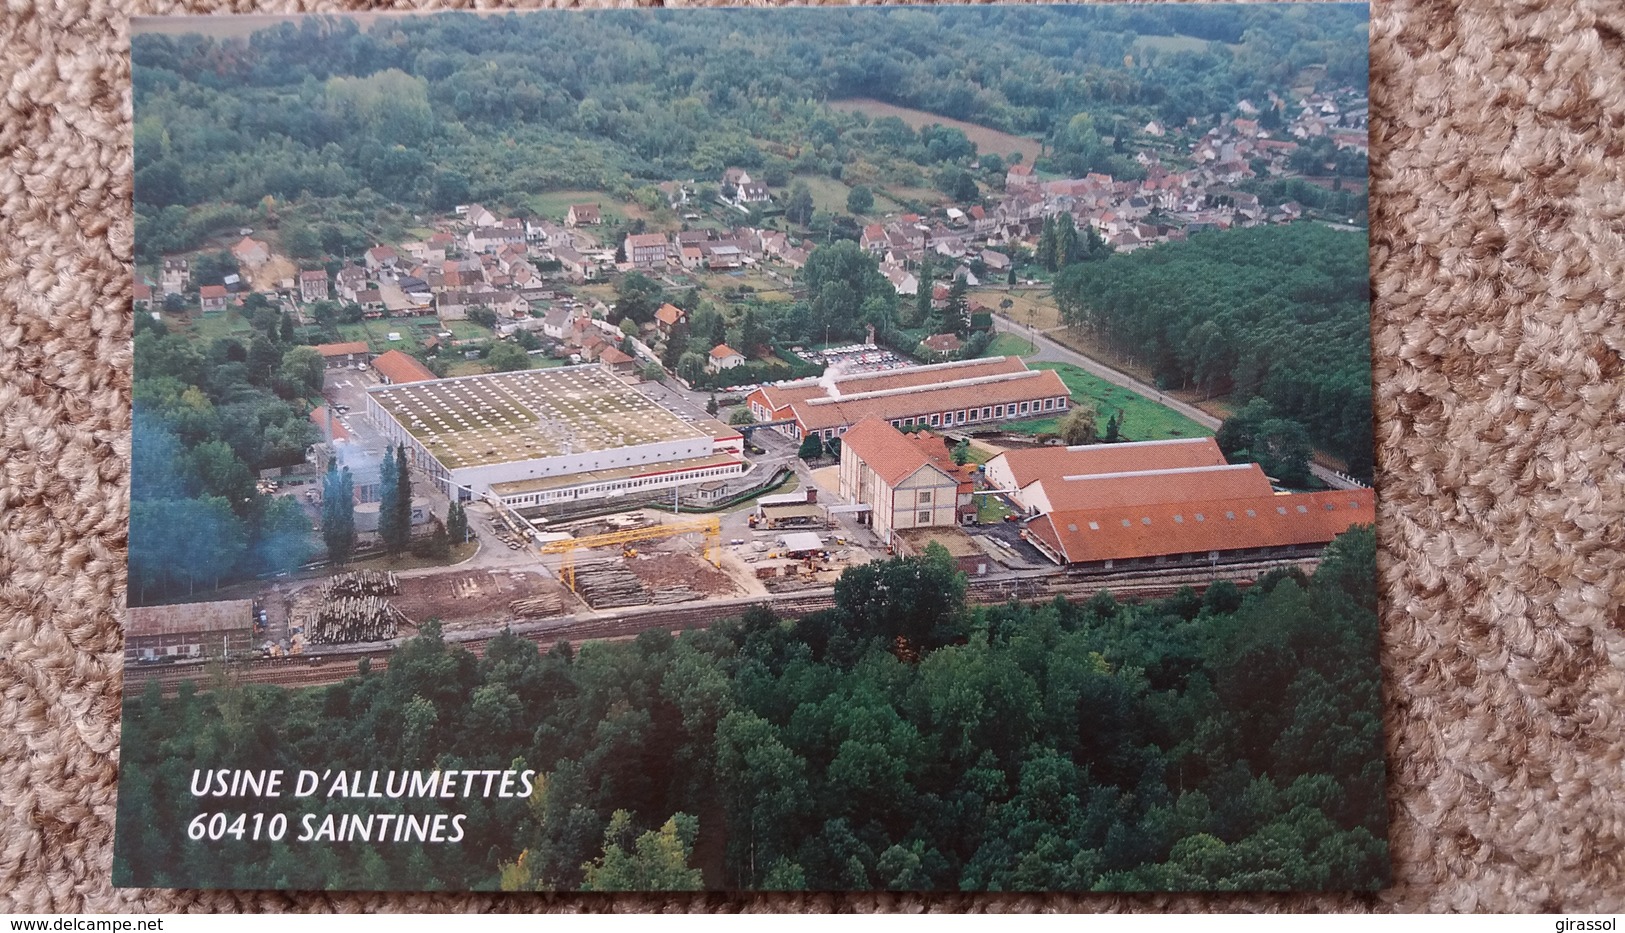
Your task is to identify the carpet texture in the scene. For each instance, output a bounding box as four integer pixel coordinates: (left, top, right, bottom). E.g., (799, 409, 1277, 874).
(2, 0, 1623, 914)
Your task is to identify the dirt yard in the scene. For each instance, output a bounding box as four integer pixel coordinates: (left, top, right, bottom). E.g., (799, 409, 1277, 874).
(392, 569, 571, 632)
(625, 553, 741, 599)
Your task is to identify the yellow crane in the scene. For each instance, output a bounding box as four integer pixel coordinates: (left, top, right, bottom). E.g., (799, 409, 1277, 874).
(538, 516, 722, 592)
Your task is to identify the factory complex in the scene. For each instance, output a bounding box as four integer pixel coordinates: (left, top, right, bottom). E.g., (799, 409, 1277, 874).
(366, 365, 745, 509)
(984, 438, 1375, 569)
(745, 356, 1072, 442)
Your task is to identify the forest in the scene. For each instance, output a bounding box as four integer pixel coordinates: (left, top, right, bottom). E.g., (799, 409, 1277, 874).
(131, 6, 1368, 262)
(114, 531, 1387, 892)
(129, 307, 321, 604)
(1053, 223, 1373, 476)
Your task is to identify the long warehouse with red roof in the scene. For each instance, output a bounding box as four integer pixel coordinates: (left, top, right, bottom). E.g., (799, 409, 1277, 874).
(745, 356, 1071, 442)
(985, 436, 1373, 570)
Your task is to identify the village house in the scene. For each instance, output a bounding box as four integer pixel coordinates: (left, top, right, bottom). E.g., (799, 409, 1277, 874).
(554, 246, 595, 282)
(462, 204, 498, 228)
(365, 245, 400, 277)
(624, 233, 670, 269)
(161, 258, 189, 296)
(370, 349, 437, 386)
(734, 182, 771, 207)
(298, 269, 329, 302)
(703, 243, 745, 270)
(883, 266, 919, 297)
(1006, 162, 1036, 188)
(335, 265, 366, 302)
(355, 289, 385, 317)
(467, 225, 523, 253)
(565, 204, 601, 227)
(542, 305, 577, 341)
(133, 283, 153, 309)
(231, 236, 270, 267)
(313, 341, 371, 370)
(708, 343, 746, 372)
(655, 302, 687, 336)
(198, 284, 228, 313)
(919, 333, 964, 359)
(599, 346, 637, 375)
(780, 246, 811, 270)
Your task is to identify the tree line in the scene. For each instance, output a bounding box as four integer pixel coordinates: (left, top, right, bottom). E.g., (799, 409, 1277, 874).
(130, 309, 321, 604)
(114, 530, 1386, 891)
(1054, 223, 1373, 476)
(132, 6, 1366, 264)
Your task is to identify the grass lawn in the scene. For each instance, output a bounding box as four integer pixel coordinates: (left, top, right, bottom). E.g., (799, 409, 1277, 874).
(445, 320, 494, 342)
(1004, 362, 1212, 442)
(331, 321, 415, 352)
(982, 332, 1035, 358)
(972, 289, 1063, 330)
(183, 310, 257, 344)
(831, 98, 1043, 164)
(790, 174, 857, 216)
(348, 541, 478, 573)
(976, 492, 1017, 525)
(523, 190, 642, 225)
(1134, 33, 1236, 54)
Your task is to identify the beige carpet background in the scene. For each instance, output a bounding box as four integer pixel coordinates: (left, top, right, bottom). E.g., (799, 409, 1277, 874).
(2, 0, 1623, 913)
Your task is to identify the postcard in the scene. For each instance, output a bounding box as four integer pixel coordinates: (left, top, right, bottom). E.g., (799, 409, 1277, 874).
(117, 4, 1383, 892)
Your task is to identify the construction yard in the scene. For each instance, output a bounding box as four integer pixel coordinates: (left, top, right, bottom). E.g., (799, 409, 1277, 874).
(390, 569, 569, 633)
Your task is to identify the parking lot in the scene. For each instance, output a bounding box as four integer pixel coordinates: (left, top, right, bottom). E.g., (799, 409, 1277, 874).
(788, 343, 916, 374)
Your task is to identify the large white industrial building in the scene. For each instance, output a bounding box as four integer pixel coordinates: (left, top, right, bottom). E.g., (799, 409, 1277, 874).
(366, 365, 744, 510)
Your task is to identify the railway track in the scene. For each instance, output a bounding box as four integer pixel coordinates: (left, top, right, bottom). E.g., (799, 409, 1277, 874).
(129, 556, 1316, 695)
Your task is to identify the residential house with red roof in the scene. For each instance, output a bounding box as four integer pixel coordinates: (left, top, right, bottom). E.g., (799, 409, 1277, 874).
(313, 341, 371, 370)
(198, 284, 228, 313)
(371, 349, 437, 386)
(298, 269, 329, 303)
(708, 344, 745, 372)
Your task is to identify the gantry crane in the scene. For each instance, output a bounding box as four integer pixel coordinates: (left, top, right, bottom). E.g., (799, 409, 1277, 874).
(537, 516, 722, 592)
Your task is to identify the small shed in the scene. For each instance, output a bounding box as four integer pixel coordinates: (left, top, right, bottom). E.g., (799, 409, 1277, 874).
(778, 532, 825, 558)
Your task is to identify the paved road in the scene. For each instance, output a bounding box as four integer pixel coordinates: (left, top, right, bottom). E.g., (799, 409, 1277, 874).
(991, 313, 1366, 491)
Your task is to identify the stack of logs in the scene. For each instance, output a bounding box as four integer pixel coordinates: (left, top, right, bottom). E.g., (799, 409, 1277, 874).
(572, 560, 652, 609)
(570, 561, 702, 608)
(305, 571, 406, 644)
(509, 591, 563, 619)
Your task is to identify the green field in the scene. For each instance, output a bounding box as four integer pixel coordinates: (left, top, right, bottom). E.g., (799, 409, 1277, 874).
(1133, 33, 1238, 54)
(328, 316, 494, 354)
(976, 492, 1017, 524)
(831, 98, 1043, 164)
(1002, 362, 1212, 442)
(182, 310, 256, 344)
(981, 332, 1035, 358)
(522, 190, 647, 226)
(789, 173, 857, 216)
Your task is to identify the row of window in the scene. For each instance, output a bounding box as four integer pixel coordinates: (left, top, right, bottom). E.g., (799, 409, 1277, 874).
(810, 396, 1069, 440)
(499, 464, 744, 507)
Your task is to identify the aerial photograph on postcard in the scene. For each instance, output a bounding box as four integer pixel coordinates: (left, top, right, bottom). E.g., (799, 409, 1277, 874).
(116, 4, 1383, 892)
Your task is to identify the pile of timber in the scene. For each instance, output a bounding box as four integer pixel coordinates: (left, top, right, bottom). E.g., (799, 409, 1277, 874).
(572, 560, 651, 609)
(305, 595, 407, 644)
(764, 576, 823, 594)
(649, 586, 700, 605)
(324, 569, 399, 598)
(301, 571, 406, 643)
(509, 592, 564, 619)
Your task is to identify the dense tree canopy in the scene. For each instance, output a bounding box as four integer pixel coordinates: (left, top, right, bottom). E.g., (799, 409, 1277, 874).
(1054, 224, 1372, 476)
(130, 314, 320, 604)
(115, 532, 1385, 892)
(132, 6, 1367, 262)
